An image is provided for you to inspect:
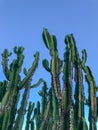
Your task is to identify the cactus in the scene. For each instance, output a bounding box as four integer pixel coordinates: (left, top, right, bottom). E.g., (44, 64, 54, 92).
(1, 49, 12, 80)
(83, 66, 97, 130)
(39, 101, 50, 130)
(0, 47, 40, 130)
(61, 34, 75, 130)
(42, 29, 62, 100)
(0, 29, 98, 130)
(25, 102, 34, 130)
(38, 82, 48, 115)
(42, 29, 90, 130)
(13, 52, 40, 130)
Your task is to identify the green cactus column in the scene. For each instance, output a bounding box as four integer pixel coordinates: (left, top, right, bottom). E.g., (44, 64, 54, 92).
(13, 52, 39, 130)
(61, 34, 76, 130)
(1, 47, 25, 130)
(42, 29, 62, 100)
(74, 64, 85, 129)
(42, 29, 64, 130)
(33, 101, 41, 130)
(25, 102, 34, 130)
(38, 82, 48, 116)
(74, 52, 86, 129)
(83, 66, 97, 130)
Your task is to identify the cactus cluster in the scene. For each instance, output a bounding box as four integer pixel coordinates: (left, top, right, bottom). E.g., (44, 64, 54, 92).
(0, 29, 98, 130)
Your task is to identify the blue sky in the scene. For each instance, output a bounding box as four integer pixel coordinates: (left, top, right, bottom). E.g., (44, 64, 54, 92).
(0, 0, 98, 128)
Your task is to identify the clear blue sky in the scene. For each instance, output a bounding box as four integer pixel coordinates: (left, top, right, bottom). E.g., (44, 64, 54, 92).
(0, 0, 98, 128)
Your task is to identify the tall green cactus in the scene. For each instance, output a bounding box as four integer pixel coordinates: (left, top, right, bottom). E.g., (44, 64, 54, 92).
(25, 102, 34, 130)
(42, 29, 89, 130)
(61, 34, 74, 130)
(0, 47, 41, 130)
(38, 82, 48, 115)
(42, 29, 62, 100)
(13, 52, 39, 130)
(83, 66, 97, 130)
(0, 29, 98, 130)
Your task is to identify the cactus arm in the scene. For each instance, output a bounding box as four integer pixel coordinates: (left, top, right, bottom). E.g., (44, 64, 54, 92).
(83, 66, 97, 130)
(42, 28, 52, 49)
(30, 78, 45, 88)
(25, 102, 34, 130)
(14, 46, 24, 68)
(20, 52, 39, 89)
(81, 49, 87, 67)
(1, 49, 12, 80)
(42, 28, 57, 51)
(42, 59, 51, 72)
(65, 34, 76, 62)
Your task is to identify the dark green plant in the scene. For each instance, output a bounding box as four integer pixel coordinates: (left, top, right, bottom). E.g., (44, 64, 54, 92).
(0, 29, 98, 130)
(0, 47, 43, 130)
(83, 66, 98, 130)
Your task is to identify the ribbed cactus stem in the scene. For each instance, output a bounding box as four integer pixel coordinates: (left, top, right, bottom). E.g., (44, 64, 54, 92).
(13, 78, 31, 130)
(38, 82, 48, 115)
(13, 51, 39, 129)
(40, 101, 50, 130)
(42, 29, 62, 100)
(52, 88, 59, 129)
(83, 66, 97, 130)
(25, 102, 34, 130)
(1, 47, 24, 110)
(0, 29, 97, 130)
(61, 34, 74, 130)
(1, 49, 12, 80)
(0, 81, 7, 102)
(19, 52, 39, 89)
(8, 92, 20, 130)
(81, 49, 87, 67)
(74, 65, 85, 128)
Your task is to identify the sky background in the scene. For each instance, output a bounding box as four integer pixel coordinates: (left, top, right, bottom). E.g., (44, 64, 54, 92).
(0, 0, 98, 129)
